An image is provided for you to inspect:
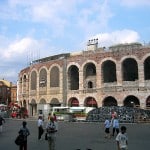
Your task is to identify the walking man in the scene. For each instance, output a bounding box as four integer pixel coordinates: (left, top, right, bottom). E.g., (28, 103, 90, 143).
(38, 116, 44, 140)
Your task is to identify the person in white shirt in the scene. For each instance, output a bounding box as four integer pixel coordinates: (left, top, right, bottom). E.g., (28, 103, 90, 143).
(104, 117, 111, 138)
(116, 126, 128, 150)
(37, 116, 44, 140)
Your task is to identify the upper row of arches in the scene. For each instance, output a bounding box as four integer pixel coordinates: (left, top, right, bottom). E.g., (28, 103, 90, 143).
(20, 56, 150, 90)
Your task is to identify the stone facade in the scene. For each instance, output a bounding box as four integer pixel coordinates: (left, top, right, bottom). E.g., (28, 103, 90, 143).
(18, 42, 150, 116)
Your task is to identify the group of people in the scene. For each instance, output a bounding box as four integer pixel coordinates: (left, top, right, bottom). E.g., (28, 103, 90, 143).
(15, 113, 57, 150)
(37, 113, 58, 150)
(104, 110, 128, 150)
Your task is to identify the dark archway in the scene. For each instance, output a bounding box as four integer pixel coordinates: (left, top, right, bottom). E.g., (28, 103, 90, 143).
(68, 65, 79, 90)
(83, 63, 96, 89)
(144, 56, 150, 80)
(146, 96, 150, 108)
(69, 97, 79, 107)
(102, 60, 117, 83)
(30, 99, 37, 116)
(50, 98, 61, 107)
(84, 97, 98, 108)
(124, 95, 140, 107)
(122, 58, 138, 81)
(103, 96, 117, 106)
(39, 68, 47, 87)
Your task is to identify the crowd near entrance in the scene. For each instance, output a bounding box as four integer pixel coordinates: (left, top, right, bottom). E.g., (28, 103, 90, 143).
(86, 106, 150, 123)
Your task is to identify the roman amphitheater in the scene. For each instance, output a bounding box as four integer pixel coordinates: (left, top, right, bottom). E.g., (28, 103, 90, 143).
(18, 40, 150, 116)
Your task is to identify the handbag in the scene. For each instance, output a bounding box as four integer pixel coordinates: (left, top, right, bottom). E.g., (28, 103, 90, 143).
(15, 135, 24, 146)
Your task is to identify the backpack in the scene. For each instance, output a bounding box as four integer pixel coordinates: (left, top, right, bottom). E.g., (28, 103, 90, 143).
(19, 127, 30, 141)
(47, 122, 56, 133)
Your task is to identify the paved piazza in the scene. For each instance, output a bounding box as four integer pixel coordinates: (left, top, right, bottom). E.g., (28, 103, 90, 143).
(0, 118, 150, 150)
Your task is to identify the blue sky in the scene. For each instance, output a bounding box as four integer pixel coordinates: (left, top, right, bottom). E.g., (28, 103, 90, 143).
(0, 0, 150, 83)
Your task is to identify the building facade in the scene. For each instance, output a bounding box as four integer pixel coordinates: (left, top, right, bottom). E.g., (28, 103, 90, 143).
(18, 41, 150, 116)
(0, 79, 17, 105)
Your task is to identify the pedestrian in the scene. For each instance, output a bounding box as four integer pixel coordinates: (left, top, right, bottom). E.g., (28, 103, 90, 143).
(18, 121, 30, 150)
(46, 117, 57, 150)
(116, 126, 128, 150)
(111, 109, 117, 124)
(104, 117, 111, 139)
(112, 116, 119, 136)
(0, 114, 5, 133)
(53, 113, 58, 131)
(48, 113, 52, 121)
(38, 116, 44, 140)
(53, 113, 57, 122)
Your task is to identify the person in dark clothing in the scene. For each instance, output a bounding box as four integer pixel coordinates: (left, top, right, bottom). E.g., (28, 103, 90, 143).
(18, 121, 30, 150)
(37, 116, 44, 140)
(0, 114, 5, 133)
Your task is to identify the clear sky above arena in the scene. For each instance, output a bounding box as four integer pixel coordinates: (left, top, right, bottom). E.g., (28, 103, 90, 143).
(0, 0, 150, 83)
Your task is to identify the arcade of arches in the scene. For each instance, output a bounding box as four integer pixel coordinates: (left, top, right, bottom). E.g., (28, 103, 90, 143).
(19, 49, 150, 117)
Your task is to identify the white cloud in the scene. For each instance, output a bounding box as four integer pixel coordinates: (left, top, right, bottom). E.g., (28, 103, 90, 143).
(91, 29, 140, 47)
(2, 37, 41, 59)
(120, 0, 150, 7)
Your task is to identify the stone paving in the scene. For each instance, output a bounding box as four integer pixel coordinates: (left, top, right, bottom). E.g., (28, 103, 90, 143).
(0, 118, 150, 150)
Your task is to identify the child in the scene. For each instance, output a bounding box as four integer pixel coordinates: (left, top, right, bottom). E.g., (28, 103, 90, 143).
(116, 126, 128, 150)
(104, 117, 111, 138)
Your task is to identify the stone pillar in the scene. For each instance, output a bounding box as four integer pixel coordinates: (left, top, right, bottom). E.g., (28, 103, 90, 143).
(138, 62, 145, 87)
(116, 62, 122, 86)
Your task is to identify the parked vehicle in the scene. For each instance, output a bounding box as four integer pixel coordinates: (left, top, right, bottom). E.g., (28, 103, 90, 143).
(11, 107, 28, 119)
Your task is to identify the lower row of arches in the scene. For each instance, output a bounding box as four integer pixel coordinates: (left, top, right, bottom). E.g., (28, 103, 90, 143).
(28, 95, 150, 108)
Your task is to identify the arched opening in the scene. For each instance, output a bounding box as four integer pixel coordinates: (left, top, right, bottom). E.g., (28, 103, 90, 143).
(146, 96, 150, 108)
(124, 95, 140, 107)
(69, 97, 79, 107)
(84, 97, 98, 108)
(103, 96, 117, 106)
(39, 68, 47, 87)
(31, 71, 37, 90)
(88, 81, 93, 88)
(83, 63, 96, 89)
(144, 56, 150, 80)
(68, 65, 79, 90)
(50, 98, 61, 107)
(102, 60, 117, 83)
(30, 99, 37, 116)
(122, 58, 138, 81)
(50, 66, 60, 87)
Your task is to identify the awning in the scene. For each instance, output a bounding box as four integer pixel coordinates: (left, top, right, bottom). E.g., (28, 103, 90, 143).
(87, 100, 97, 105)
(71, 100, 79, 106)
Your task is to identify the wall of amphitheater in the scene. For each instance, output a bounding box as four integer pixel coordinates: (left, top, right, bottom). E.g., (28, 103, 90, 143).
(18, 43, 150, 116)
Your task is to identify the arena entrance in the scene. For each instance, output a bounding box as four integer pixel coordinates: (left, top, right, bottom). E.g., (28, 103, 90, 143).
(124, 95, 140, 107)
(103, 96, 118, 106)
(30, 99, 37, 116)
(84, 97, 98, 108)
(68, 97, 79, 107)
